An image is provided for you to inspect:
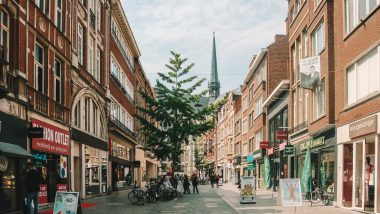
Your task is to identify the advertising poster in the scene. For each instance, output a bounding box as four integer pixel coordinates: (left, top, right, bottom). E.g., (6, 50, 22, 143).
(38, 184, 48, 204)
(53, 192, 79, 214)
(279, 179, 302, 207)
(60, 156, 68, 178)
(240, 176, 256, 204)
(300, 56, 320, 89)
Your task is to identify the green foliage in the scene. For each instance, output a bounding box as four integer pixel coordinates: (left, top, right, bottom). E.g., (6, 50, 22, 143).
(136, 51, 219, 166)
(194, 146, 204, 171)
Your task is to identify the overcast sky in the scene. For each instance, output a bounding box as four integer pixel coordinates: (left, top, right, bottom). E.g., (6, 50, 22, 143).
(121, 0, 288, 94)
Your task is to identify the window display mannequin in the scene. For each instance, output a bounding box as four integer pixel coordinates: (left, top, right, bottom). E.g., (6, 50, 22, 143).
(365, 156, 374, 207)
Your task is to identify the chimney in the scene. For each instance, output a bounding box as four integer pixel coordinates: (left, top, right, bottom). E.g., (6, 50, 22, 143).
(274, 34, 285, 42)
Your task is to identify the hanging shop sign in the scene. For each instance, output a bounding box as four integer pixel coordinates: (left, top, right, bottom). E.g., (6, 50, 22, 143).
(349, 115, 377, 139)
(267, 148, 274, 156)
(53, 192, 79, 214)
(247, 162, 255, 171)
(276, 131, 288, 140)
(0, 155, 8, 172)
(247, 154, 254, 163)
(240, 176, 256, 204)
(300, 136, 325, 151)
(31, 119, 70, 156)
(279, 142, 287, 151)
(28, 127, 44, 138)
(260, 141, 269, 149)
(284, 145, 294, 155)
(253, 149, 266, 160)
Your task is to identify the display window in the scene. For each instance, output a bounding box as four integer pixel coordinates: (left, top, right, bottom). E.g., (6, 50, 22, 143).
(0, 156, 18, 212)
(342, 137, 376, 212)
(320, 149, 335, 201)
(33, 151, 68, 203)
(85, 146, 107, 195)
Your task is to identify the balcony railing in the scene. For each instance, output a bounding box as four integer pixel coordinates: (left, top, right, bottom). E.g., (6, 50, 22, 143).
(28, 86, 69, 124)
(110, 115, 135, 138)
(90, 10, 96, 30)
(111, 30, 134, 71)
(289, 121, 308, 135)
(35, 90, 48, 115)
(54, 102, 65, 122)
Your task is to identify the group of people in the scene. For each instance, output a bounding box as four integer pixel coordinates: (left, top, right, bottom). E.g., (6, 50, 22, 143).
(209, 173, 221, 188)
(159, 173, 200, 195)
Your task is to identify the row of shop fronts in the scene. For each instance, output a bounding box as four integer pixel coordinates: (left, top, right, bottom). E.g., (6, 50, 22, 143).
(0, 111, 155, 213)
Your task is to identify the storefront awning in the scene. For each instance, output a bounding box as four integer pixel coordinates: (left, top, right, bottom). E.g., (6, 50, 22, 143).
(0, 142, 33, 158)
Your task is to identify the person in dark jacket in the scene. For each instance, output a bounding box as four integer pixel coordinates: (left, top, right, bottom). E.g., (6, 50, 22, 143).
(191, 173, 199, 194)
(26, 161, 41, 214)
(183, 174, 191, 194)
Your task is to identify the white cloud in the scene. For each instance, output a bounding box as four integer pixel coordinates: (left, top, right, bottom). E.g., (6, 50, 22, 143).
(122, 0, 288, 93)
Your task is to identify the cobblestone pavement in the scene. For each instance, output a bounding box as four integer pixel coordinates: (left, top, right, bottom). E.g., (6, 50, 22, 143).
(82, 185, 236, 214)
(217, 183, 358, 214)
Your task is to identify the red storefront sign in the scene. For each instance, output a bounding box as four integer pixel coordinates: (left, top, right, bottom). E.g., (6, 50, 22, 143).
(38, 184, 48, 204)
(267, 148, 274, 156)
(276, 131, 288, 140)
(260, 141, 269, 149)
(279, 142, 287, 151)
(31, 119, 70, 156)
(57, 184, 68, 192)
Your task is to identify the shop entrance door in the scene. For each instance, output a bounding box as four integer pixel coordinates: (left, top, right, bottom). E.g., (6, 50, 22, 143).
(353, 140, 365, 211)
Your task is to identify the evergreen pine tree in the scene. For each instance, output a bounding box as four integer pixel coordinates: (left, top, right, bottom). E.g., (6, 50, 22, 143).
(137, 51, 221, 175)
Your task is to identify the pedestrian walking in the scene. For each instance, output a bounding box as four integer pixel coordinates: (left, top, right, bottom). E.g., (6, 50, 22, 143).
(215, 174, 220, 188)
(191, 173, 199, 194)
(183, 174, 191, 194)
(25, 161, 41, 214)
(210, 173, 215, 188)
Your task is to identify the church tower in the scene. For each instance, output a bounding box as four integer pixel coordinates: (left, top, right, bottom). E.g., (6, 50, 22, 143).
(209, 32, 220, 102)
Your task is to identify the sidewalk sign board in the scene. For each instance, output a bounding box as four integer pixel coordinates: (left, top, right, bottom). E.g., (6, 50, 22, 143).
(239, 176, 256, 204)
(218, 177, 223, 186)
(278, 179, 302, 207)
(53, 192, 79, 214)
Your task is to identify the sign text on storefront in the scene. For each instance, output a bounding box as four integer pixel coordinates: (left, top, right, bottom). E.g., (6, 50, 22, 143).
(349, 115, 377, 139)
(300, 136, 325, 151)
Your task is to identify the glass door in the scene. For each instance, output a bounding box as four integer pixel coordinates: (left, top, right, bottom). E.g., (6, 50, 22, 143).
(353, 140, 365, 210)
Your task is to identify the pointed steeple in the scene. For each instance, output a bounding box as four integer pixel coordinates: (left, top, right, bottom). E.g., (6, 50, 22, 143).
(209, 32, 220, 102)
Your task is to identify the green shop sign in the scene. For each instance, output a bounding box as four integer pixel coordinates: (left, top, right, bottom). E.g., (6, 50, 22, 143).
(248, 162, 255, 170)
(284, 145, 294, 155)
(300, 136, 325, 151)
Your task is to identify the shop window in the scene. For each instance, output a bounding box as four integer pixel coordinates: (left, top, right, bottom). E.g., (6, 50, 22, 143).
(343, 144, 353, 207)
(84, 97, 90, 132)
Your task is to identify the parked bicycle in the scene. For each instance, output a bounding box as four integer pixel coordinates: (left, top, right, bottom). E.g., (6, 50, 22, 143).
(128, 181, 145, 205)
(309, 186, 329, 206)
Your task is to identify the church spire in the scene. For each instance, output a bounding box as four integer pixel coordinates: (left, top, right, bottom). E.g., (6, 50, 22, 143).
(209, 32, 220, 102)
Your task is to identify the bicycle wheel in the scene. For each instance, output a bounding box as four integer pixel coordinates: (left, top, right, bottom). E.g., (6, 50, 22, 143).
(310, 191, 320, 203)
(322, 194, 329, 206)
(128, 191, 139, 203)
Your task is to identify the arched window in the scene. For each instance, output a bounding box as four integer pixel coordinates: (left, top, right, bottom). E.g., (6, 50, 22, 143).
(72, 95, 105, 139)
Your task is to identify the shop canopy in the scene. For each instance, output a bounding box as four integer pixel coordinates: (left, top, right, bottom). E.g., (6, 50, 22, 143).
(0, 142, 33, 158)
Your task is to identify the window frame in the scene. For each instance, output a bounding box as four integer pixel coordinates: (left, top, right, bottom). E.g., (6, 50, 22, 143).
(88, 36, 94, 76)
(35, 0, 49, 15)
(55, 0, 64, 32)
(1, 9, 9, 62)
(54, 58, 63, 104)
(312, 78, 326, 119)
(35, 43, 45, 93)
(312, 21, 325, 56)
(78, 24, 84, 65)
